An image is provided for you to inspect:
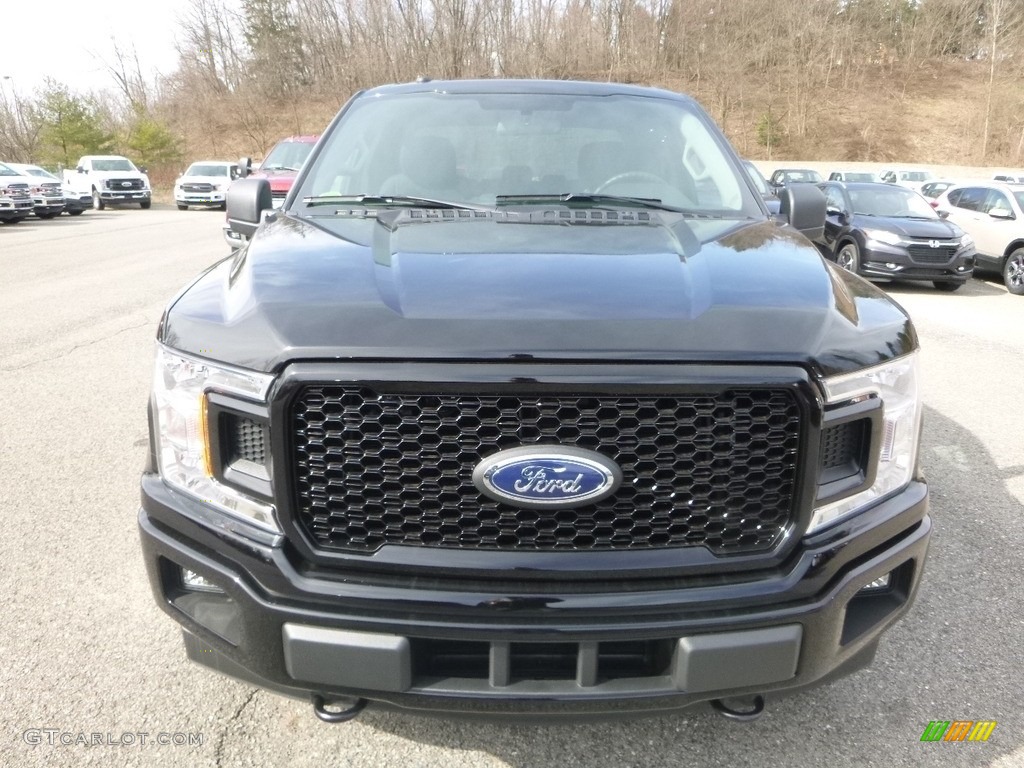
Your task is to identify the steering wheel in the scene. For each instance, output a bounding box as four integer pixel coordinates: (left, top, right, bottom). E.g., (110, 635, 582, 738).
(593, 171, 669, 194)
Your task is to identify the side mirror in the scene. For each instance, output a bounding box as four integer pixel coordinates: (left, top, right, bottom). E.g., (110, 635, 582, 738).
(989, 208, 1015, 220)
(76, 166, 86, 173)
(139, 166, 148, 175)
(226, 178, 272, 241)
(779, 183, 826, 242)
(237, 157, 252, 179)
(937, 210, 950, 219)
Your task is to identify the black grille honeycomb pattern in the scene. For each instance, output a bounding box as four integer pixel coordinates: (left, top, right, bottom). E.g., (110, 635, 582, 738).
(229, 417, 267, 465)
(290, 386, 802, 554)
(821, 422, 858, 471)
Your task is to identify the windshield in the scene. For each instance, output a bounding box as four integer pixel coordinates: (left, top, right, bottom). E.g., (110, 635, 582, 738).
(298, 91, 758, 214)
(783, 170, 823, 183)
(900, 171, 933, 182)
(262, 141, 314, 171)
(849, 186, 937, 218)
(843, 173, 876, 182)
(186, 164, 230, 177)
(742, 161, 769, 195)
(26, 167, 57, 179)
(93, 158, 137, 172)
(0, 163, 20, 177)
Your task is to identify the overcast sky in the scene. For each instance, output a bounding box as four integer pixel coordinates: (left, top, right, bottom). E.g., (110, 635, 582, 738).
(2, 1, 184, 96)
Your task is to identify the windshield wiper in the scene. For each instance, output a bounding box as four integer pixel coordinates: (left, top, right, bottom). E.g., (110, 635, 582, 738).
(494, 193, 710, 215)
(301, 194, 491, 212)
(264, 165, 302, 172)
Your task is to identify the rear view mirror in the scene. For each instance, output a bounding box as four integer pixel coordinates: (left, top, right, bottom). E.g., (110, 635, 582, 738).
(779, 183, 827, 242)
(226, 178, 272, 242)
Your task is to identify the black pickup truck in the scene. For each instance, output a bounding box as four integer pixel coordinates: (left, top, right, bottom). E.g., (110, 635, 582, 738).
(139, 79, 930, 723)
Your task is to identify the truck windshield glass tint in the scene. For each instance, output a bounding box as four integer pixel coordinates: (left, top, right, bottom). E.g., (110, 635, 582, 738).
(299, 93, 753, 214)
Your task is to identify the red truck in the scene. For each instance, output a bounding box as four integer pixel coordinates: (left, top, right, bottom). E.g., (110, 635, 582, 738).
(225, 135, 319, 247)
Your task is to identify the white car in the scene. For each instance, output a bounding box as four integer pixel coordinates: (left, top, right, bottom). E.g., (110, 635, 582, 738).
(879, 168, 936, 193)
(934, 181, 1024, 294)
(7, 162, 91, 215)
(175, 161, 239, 210)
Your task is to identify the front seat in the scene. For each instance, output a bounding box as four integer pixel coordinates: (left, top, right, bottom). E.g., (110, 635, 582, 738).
(380, 135, 460, 198)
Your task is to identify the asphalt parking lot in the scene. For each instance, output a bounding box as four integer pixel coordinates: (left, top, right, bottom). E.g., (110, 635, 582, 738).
(1, 208, 1022, 767)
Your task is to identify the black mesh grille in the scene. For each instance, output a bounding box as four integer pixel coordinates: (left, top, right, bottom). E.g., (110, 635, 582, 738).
(229, 417, 267, 465)
(907, 243, 958, 264)
(108, 178, 144, 190)
(821, 422, 858, 470)
(289, 386, 802, 555)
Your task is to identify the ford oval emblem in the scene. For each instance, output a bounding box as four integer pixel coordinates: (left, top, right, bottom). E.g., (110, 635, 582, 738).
(472, 446, 622, 509)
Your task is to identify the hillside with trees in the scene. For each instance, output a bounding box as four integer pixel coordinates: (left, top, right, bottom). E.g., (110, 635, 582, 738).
(2, 0, 1023, 189)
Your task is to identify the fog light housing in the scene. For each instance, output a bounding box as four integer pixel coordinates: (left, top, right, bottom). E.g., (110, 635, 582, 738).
(859, 573, 891, 593)
(182, 568, 224, 593)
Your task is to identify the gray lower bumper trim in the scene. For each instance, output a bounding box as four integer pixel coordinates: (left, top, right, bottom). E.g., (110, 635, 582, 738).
(673, 625, 802, 693)
(283, 624, 412, 692)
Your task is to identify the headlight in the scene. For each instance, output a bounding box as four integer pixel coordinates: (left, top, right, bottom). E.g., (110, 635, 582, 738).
(960, 233, 974, 248)
(864, 228, 904, 247)
(152, 346, 279, 532)
(809, 353, 922, 534)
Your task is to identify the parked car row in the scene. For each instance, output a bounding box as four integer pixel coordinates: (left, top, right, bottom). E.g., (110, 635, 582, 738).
(747, 162, 1023, 296)
(1, 161, 84, 223)
(1, 154, 156, 223)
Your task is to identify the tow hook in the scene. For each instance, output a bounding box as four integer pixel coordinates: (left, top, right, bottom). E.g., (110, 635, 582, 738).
(312, 694, 367, 723)
(709, 694, 765, 722)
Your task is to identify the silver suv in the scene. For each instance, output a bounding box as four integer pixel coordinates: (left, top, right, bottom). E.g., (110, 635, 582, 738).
(935, 182, 1024, 295)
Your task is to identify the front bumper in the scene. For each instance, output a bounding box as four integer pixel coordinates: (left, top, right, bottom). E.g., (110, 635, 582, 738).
(32, 199, 65, 216)
(859, 241, 975, 283)
(100, 189, 151, 202)
(176, 192, 226, 205)
(223, 225, 247, 248)
(63, 196, 91, 213)
(139, 473, 930, 719)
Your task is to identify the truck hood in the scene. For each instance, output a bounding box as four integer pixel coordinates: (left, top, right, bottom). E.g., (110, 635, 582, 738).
(162, 212, 916, 377)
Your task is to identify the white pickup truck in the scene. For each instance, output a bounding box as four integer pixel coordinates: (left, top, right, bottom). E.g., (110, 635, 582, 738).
(63, 155, 152, 210)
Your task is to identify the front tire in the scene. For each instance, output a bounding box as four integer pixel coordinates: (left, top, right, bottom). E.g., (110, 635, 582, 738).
(836, 241, 860, 274)
(68, 209, 84, 216)
(141, 200, 152, 210)
(92, 189, 105, 210)
(933, 281, 964, 292)
(1004, 248, 1024, 295)
(177, 203, 188, 211)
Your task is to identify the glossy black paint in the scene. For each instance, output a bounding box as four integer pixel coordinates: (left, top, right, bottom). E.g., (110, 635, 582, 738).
(139, 474, 930, 716)
(161, 212, 915, 378)
(145, 80, 931, 717)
